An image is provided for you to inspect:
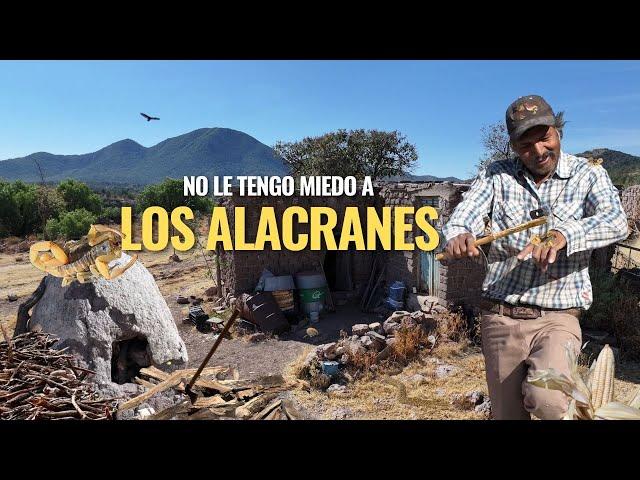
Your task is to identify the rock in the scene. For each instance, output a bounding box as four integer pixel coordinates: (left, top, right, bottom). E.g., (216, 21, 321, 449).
(410, 311, 425, 323)
(301, 351, 318, 373)
(248, 332, 267, 343)
(191, 297, 204, 306)
(26, 254, 188, 392)
(435, 388, 446, 397)
(366, 331, 386, 351)
(435, 364, 459, 379)
(327, 384, 347, 395)
(475, 399, 491, 416)
(427, 335, 437, 347)
(376, 345, 393, 362)
(352, 324, 370, 336)
(136, 406, 156, 419)
(432, 305, 448, 314)
(368, 322, 382, 333)
(176, 295, 189, 305)
(360, 336, 373, 348)
(424, 295, 440, 308)
(350, 335, 360, 342)
(383, 320, 400, 335)
(7, 294, 18, 302)
(15, 256, 24, 262)
(322, 342, 337, 357)
(229, 296, 237, 307)
(204, 286, 218, 297)
(348, 341, 366, 356)
(401, 316, 418, 329)
(385, 337, 397, 347)
(168, 254, 181, 262)
(335, 346, 346, 356)
(466, 390, 485, 406)
(339, 353, 350, 365)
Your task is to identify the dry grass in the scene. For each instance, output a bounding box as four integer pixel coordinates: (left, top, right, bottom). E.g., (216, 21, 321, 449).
(290, 342, 488, 420)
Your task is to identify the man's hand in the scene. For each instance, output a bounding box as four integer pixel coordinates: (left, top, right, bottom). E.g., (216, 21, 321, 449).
(444, 233, 480, 259)
(516, 230, 567, 272)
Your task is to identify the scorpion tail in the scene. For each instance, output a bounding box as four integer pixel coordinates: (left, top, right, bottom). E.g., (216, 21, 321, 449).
(108, 254, 138, 280)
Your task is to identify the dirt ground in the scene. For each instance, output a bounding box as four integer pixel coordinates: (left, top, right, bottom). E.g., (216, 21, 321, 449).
(2, 240, 640, 420)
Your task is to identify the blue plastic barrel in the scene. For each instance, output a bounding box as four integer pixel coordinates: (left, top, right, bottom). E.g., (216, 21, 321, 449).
(389, 281, 406, 302)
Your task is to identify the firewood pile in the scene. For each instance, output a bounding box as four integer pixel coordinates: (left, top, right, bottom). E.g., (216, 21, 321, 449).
(119, 366, 305, 420)
(0, 332, 118, 420)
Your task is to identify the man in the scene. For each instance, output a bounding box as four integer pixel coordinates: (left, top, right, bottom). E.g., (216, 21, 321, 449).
(442, 95, 628, 420)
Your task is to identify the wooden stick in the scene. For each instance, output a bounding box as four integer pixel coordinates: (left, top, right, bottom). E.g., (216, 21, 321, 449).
(435, 216, 547, 261)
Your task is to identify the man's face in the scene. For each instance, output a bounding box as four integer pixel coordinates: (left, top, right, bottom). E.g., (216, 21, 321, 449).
(511, 125, 561, 181)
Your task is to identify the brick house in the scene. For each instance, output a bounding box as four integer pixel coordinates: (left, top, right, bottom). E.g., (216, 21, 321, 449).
(215, 182, 485, 309)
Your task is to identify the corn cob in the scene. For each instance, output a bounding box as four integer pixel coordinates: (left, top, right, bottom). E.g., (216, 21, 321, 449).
(590, 344, 615, 410)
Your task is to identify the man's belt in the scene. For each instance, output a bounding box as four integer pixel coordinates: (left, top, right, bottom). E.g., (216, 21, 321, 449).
(480, 299, 582, 320)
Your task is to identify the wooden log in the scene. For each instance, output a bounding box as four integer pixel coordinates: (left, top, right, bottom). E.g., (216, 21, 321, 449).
(234, 393, 278, 419)
(192, 395, 227, 408)
(267, 407, 286, 420)
(251, 399, 282, 420)
(281, 400, 303, 420)
(139, 366, 232, 394)
(118, 371, 183, 411)
(133, 377, 157, 389)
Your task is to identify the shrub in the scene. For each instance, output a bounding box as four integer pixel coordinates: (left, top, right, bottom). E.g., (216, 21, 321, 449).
(45, 208, 97, 240)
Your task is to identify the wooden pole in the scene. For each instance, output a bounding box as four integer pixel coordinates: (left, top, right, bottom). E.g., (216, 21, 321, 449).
(435, 216, 547, 261)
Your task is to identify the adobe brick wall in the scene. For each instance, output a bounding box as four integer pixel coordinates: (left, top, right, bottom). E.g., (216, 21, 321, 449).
(377, 181, 485, 308)
(217, 188, 378, 296)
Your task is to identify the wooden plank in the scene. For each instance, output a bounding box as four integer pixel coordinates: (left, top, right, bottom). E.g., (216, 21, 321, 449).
(264, 406, 285, 420)
(192, 395, 226, 408)
(138, 367, 232, 394)
(237, 388, 257, 400)
(139, 366, 227, 382)
(251, 398, 282, 420)
(118, 371, 183, 411)
(133, 377, 157, 389)
(234, 393, 278, 419)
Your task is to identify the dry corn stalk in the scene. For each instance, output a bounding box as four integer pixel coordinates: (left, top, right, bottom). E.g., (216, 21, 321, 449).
(527, 343, 640, 420)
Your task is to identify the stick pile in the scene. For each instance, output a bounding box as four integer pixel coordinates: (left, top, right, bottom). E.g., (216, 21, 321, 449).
(122, 367, 305, 420)
(0, 332, 117, 420)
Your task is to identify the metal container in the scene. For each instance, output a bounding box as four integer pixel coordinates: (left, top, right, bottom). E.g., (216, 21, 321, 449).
(321, 361, 339, 376)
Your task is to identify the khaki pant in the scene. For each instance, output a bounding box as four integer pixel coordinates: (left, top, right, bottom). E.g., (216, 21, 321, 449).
(480, 309, 582, 420)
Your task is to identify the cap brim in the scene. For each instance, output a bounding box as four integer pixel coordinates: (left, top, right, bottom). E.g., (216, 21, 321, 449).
(510, 114, 556, 141)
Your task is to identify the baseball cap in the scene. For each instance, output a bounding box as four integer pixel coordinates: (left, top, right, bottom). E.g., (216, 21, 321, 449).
(505, 95, 556, 141)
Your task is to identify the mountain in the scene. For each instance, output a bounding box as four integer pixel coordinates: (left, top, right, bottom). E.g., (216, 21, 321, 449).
(576, 148, 640, 188)
(0, 128, 289, 185)
(383, 173, 465, 183)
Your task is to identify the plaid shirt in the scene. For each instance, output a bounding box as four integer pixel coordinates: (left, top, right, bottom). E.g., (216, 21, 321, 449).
(442, 151, 629, 310)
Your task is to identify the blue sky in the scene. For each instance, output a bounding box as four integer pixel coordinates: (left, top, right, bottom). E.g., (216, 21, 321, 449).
(1, 60, 639, 179)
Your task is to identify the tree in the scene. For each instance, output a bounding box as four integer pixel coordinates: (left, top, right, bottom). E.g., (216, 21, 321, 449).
(136, 178, 214, 256)
(273, 129, 417, 180)
(45, 208, 97, 240)
(0, 180, 38, 237)
(476, 122, 512, 173)
(136, 178, 213, 214)
(56, 179, 103, 214)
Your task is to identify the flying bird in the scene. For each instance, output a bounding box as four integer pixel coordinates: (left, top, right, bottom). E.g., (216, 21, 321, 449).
(140, 112, 160, 122)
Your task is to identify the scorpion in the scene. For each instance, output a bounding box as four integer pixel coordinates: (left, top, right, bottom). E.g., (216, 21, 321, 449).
(29, 224, 138, 287)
